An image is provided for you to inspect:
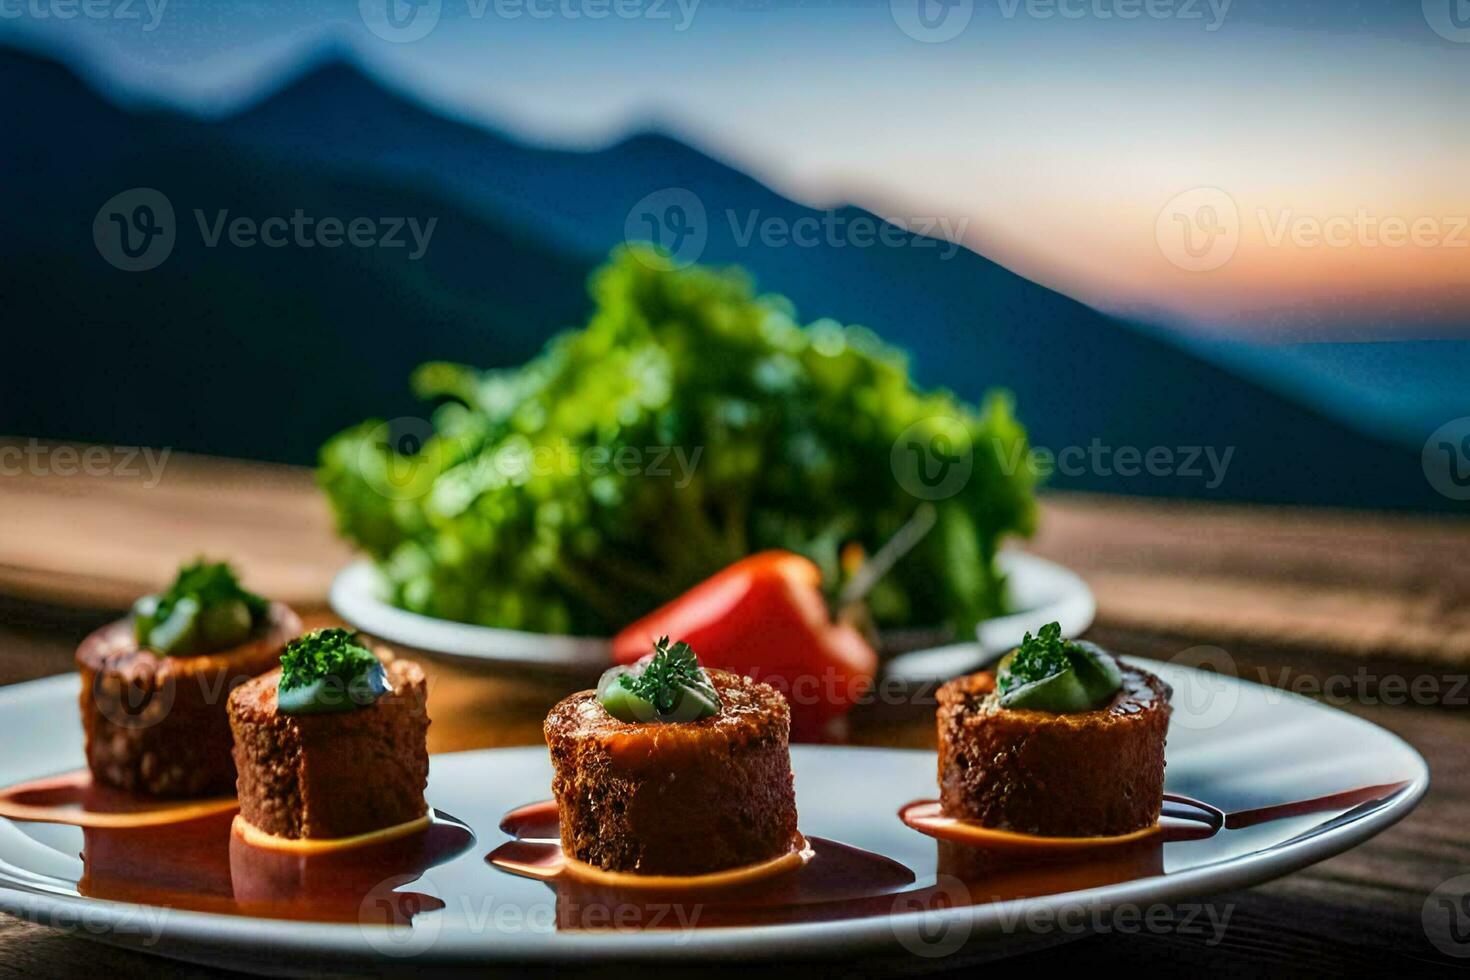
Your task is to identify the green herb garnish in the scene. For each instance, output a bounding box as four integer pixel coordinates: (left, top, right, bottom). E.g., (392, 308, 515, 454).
(996, 622, 1123, 713)
(597, 636, 722, 723)
(133, 560, 268, 656)
(998, 622, 1073, 693)
(277, 628, 390, 715)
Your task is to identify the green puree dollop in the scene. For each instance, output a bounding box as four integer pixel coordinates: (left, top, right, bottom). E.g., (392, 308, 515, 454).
(277, 628, 390, 715)
(597, 637, 722, 724)
(133, 560, 269, 657)
(997, 622, 1122, 713)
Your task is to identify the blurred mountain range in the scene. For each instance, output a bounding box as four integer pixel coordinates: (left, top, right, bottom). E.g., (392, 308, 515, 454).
(1, 44, 1456, 510)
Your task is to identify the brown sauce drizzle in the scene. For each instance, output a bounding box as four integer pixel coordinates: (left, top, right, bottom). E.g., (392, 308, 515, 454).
(0, 767, 1414, 933)
(489, 800, 919, 929)
(487, 780, 1413, 931)
(75, 808, 475, 923)
(1222, 781, 1411, 829)
(0, 769, 237, 827)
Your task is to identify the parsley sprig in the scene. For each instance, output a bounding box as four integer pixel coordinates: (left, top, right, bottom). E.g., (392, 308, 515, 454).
(279, 628, 379, 692)
(619, 637, 708, 713)
(998, 622, 1074, 694)
(133, 559, 268, 656)
(996, 621, 1124, 713)
(597, 636, 722, 723)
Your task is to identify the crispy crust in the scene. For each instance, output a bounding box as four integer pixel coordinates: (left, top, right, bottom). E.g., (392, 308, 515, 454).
(543, 670, 799, 875)
(228, 658, 430, 840)
(76, 603, 300, 798)
(936, 663, 1172, 837)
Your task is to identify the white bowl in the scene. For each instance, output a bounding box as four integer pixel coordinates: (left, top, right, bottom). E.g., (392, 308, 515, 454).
(330, 549, 1095, 681)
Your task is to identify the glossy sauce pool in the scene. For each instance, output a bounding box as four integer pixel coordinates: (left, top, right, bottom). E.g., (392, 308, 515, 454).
(485, 781, 1410, 929)
(0, 761, 1417, 932)
(0, 769, 475, 924)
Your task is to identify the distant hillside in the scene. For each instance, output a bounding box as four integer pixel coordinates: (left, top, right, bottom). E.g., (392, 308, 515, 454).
(0, 45, 1452, 510)
(2, 48, 591, 463)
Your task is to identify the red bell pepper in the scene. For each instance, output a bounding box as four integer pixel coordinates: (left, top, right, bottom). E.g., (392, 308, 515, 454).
(612, 551, 878, 742)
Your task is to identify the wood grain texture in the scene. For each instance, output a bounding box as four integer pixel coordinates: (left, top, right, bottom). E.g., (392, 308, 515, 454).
(0, 442, 350, 611)
(1, 451, 1468, 974)
(1029, 495, 1470, 665)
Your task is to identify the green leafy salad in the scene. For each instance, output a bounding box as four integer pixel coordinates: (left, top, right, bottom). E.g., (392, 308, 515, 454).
(318, 246, 1037, 637)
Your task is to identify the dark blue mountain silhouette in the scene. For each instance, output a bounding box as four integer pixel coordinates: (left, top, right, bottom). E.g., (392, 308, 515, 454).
(0, 45, 1451, 509)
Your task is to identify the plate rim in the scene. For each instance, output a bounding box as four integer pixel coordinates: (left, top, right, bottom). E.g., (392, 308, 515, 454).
(0, 664, 1431, 965)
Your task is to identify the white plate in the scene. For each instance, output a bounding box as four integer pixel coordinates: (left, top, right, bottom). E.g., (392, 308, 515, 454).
(329, 550, 1095, 679)
(0, 662, 1427, 972)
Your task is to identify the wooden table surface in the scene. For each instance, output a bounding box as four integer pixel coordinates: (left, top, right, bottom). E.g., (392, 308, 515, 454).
(1, 448, 1468, 977)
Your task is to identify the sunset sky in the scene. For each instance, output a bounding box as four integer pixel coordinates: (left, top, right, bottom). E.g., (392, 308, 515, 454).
(5, 0, 1466, 338)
